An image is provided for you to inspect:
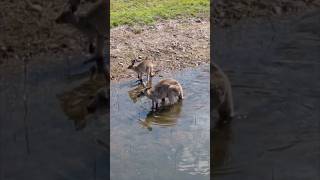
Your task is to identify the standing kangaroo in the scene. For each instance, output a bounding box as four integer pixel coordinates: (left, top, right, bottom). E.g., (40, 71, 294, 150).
(211, 63, 234, 122)
(55, 0, 108, 72)
(139, 78, 184, 109)
(127, 58, 155, 83)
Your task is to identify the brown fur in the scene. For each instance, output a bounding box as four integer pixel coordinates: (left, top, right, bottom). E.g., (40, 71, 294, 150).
(143, 78, 183, 109)
(211, 63, 234, 121)
(128, 59, 155, 83)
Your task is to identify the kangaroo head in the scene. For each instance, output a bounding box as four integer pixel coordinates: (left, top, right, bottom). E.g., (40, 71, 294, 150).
(127, 59, 137, 69)
(55, 10, 75, 24)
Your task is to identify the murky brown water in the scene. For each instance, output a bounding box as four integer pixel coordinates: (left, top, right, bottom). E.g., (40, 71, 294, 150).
(110, 65, 210, 180)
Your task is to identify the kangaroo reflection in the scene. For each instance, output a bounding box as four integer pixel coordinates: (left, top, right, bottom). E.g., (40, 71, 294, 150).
(57, 74, 109, 130)
(139, 101, 183, 131)
(127, 83, 145, 103)
(212, 120, 233, 174)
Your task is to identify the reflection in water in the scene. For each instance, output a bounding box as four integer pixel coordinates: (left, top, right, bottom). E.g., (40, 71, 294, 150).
(57, 74, 108, 130)
(212, 122, 238, 176)
(127, 83, 145, 103)
(139, 101, 183, 131)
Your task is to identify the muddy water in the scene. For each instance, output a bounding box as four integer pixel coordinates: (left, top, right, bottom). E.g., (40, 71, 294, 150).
(110, 65, 210, 180)
(213, 10, 320, 179)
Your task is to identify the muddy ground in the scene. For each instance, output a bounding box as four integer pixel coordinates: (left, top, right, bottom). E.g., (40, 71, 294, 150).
(110, 0, 320, 81)
(110, 18, 209, 80)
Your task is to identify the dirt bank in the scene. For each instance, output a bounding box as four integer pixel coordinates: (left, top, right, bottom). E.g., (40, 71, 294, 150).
(110, 18, 209, 81)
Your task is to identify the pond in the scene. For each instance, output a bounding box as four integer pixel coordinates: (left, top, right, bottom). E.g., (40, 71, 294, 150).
(110, 65, 210, 180)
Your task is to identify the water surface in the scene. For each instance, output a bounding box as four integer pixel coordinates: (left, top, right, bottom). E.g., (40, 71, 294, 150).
(110, 65, 210, 180)
(212, 10, 320, 180)
(0, 56, 110, 179)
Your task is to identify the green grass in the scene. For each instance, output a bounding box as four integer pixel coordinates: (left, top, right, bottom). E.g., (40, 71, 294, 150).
(111, 0, 209, 27)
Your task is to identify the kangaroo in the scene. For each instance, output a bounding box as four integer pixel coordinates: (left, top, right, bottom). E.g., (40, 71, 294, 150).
(139, 78, 183, 109)
(128, 58, 155, 83)
(55, 0, 108, 72)
(155, 78, 184, 102)
(211, 63, 234, 122)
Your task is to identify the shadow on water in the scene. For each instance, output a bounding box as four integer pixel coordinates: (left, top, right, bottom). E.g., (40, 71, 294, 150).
(110, 65, 210, 180)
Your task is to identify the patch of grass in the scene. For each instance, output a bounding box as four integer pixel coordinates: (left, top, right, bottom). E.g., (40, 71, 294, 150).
(111, 0, 209, 27)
